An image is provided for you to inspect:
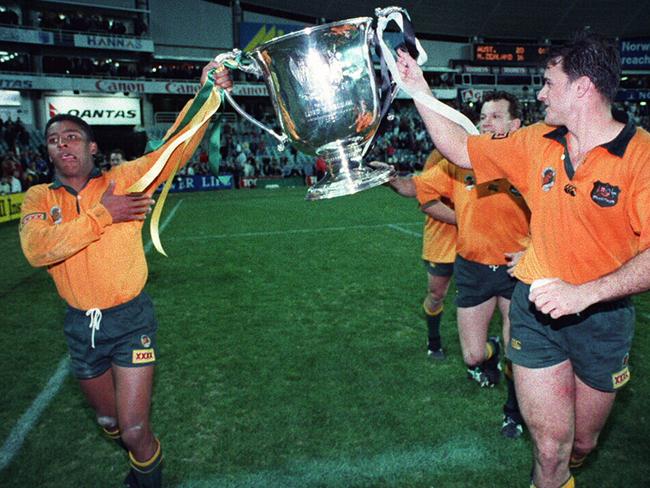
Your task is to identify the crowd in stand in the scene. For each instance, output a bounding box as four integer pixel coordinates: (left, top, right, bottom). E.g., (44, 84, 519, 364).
(3, 98, 650, 195)
(38, 12, 148, 37)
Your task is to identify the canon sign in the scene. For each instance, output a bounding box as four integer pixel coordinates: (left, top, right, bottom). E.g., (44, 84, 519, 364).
(96, 80, 146, 93)
(44, 96, 142, 125)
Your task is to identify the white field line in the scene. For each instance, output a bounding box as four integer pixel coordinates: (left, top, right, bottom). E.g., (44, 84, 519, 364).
(166, 221, 423, 242)
(0, 200, 184, 472)
(387, 223, 423, 237)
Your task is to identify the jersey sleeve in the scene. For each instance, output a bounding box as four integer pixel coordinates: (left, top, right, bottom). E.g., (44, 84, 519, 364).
(413, 159, 454, 205)
(629, 151, 650, 252)
(112, 88, 221, 193)
(467, 125, 537, 193)
(19, 186, 112, 267)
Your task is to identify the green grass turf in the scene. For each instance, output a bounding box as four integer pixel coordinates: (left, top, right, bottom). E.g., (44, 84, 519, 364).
(1, 186, 649, 487)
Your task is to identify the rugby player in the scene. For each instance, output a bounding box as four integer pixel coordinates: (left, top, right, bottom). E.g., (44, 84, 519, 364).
(395, 32, 650, 488)
(19, 59, 226, 487)
(383, 91, 530, 439)
(419, 149, 457, 361)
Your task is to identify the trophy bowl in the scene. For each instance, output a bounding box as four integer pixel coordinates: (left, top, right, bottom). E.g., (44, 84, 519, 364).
(218, 16, 395, 200)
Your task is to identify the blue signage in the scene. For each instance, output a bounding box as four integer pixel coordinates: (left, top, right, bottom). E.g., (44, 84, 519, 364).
(620, 39, 650, 69)
(162, 174, 233, 193)
(617, 90, 650, 102)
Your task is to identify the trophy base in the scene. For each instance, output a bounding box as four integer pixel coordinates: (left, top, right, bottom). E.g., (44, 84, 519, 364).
(305, 166, 394, 201)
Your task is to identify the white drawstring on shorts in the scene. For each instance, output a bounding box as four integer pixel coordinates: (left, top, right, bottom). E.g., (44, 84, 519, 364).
(86, 308, 102, 349)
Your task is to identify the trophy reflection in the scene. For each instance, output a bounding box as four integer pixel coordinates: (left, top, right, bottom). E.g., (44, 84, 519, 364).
(217, 13, 399, 200)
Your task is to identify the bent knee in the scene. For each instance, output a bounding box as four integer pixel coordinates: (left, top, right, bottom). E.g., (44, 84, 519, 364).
(572, 436, 598, 457)
(535, 437, 572, 468)
(120, 422, 149, 446)
(97, 415, 118, 429)
(423, 294, 444, 315)
(463, 349, 485, 367)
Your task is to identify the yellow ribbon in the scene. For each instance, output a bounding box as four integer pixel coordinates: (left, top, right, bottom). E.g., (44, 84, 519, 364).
(127, 88, 222, 256)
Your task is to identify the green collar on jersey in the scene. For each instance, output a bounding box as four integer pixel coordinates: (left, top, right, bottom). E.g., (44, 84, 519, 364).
(542, 111, 636, 158)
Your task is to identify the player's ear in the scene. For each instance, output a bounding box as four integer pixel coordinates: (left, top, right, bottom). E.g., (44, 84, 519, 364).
(89, 141, 98, 155)
(510, 118, 522, 131)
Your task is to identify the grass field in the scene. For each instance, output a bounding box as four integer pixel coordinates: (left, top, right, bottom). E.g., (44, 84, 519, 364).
(1, 186, 649, 487)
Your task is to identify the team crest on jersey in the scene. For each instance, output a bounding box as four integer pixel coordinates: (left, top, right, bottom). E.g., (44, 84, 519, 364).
(541, 167, 556, 192)
(591, 181, 620, 207)
(464, 175, 476, 190)
(509, 185, 522, 197)
(140, 335, 152, 348)
(50, 205, 63, 224)
(132, 349, 156, 364)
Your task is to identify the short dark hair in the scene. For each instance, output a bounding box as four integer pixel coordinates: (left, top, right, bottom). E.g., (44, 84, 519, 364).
(546, 31, 620, 103)
(45, 114, 95, 142)
(482, 91, 522, 120)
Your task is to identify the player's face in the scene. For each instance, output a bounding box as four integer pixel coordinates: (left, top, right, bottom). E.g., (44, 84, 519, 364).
(46, 120, 97, 178)
(110, 152, 125, 166)
(479, 99, 518, 136)
(537, 61, 574, 126)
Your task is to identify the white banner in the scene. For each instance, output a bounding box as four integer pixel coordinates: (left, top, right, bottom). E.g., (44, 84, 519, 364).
(45, 95, 142, 125)
(0, 90, 21, 106)
(73, 34, 154, 52)
(0, 26, 54, 45)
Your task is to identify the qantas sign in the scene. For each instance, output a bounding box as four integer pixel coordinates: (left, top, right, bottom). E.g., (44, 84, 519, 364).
(44, 96, 142, 125)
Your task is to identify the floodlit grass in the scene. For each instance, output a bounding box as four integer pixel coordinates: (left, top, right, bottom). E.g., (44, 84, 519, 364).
(1, 186, 649, 487)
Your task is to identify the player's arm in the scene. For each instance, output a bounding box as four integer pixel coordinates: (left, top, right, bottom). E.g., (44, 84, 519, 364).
(529, 248, 650, 318)
(19, 186, 112, 267)
(20, 183, 154, 267)
(119, 59, 224, 191)
(388, 175, 417, 197)
(396, 50, 472, 168)
(420, 200, 456, 225)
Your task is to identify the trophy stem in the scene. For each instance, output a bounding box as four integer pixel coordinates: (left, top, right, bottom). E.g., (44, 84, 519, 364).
(305, 143, 393, 201)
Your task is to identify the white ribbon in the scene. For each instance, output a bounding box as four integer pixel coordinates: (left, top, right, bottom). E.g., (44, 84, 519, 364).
(375, 9, 479, 136)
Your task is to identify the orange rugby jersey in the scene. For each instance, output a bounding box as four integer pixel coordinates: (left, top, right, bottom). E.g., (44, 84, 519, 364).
(467, 119, 650, 285)
(421, 149, 457, 264)
(19, 90, 220, 310)
(413, 158, 530, 265)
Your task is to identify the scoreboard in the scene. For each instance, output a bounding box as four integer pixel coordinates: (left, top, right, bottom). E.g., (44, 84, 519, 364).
(473, 43, 551, 65)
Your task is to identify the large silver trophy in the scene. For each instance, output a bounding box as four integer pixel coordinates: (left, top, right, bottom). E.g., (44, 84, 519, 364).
(216, 7, 416, 200)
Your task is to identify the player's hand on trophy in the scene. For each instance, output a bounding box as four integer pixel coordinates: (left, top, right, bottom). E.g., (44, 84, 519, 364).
(396, 48, 430, 95)
(201, 60, 233, 90)
(368, 161, 395, 175)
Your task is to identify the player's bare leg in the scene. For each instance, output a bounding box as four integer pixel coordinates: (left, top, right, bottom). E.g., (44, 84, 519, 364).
(457, 298, 496, 365)
(570, 375, 616, 468)
(514, 361, 575, 488)
(78, 369, 123, 445)
(424, 273, 452, 358)
(114, 364, 161, 488)
(497, 296, 523, 438)
(457, 298, 501, 386)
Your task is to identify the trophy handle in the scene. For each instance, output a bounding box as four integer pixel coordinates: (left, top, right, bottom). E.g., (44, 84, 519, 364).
(214, 51, 289, 151)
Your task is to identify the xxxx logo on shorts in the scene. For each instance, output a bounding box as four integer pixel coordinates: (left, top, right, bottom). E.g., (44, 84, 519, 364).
(612, 366, 630, 389)
(132, 349, 156, 364)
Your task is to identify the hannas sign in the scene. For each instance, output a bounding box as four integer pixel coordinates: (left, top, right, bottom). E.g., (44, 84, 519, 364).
(44, 95, 142, 125)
